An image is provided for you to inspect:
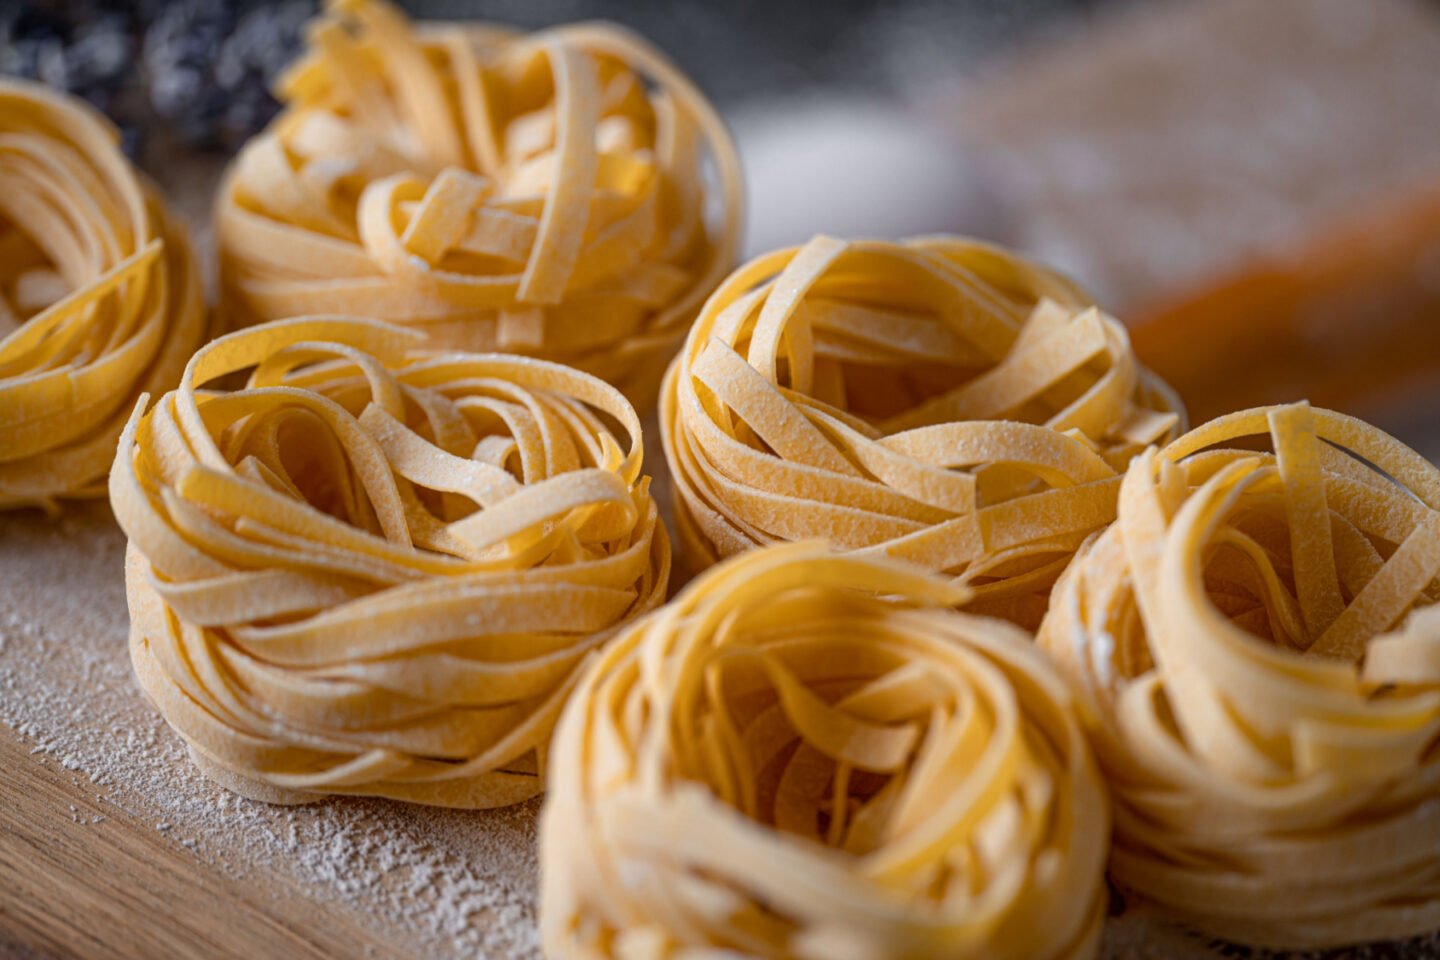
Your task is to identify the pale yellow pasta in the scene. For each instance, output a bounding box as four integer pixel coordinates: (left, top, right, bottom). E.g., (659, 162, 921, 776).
(541, 542, 1109, 960)
(216, 0, 742, 410)
(661, 234, 1183, 627)
(1040, 402, 1440, 949)
(111, 316, 669, 808)
(0, 79, 206, 511)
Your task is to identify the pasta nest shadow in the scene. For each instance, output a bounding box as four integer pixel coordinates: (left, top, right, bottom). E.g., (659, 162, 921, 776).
(215, 0, 743, 412)
(0, 79, 206, 511)
(661, 234, 1184, 628)
(1039, 402, 1440, 949)
(111, 316, 669, 808)
(541, 542, 1110, 960)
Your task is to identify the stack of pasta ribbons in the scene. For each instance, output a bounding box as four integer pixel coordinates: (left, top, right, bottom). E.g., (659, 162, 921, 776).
(541, 542, 1110, 960)
(111, 317, 669, 808)
(1040, 402, 1440, 948)
(17, 0, 1431, 950)
(0, 80, 206, 510)
(662, 234, 1183, 626)
(216, 0, 742, 409)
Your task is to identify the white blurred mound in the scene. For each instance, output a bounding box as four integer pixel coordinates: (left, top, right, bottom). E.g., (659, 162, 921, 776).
(731, 97, 1002, 257)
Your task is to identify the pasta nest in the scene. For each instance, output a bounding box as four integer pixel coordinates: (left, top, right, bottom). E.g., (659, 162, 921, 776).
(1039, 403, 1440, 949)
(541, 542, 1109, 960)
(661, 234, 1183, 626)
(216, 0, 742, 410)
(0, 79, 206, 510)
(110, 317, 669, 809)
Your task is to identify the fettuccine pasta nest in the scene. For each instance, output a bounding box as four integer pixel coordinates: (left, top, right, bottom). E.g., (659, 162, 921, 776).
(541, 542, 1109, 960)
(1039, 402, 1440, 949)
(111, 317, 669, 808)
(0, 79, 205, 510)
(216, 0, 742, 409)
(661, 234, 1183, 626)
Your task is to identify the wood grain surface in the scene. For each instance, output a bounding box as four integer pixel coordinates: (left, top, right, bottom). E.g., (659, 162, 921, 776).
(0, 723, 407, 960)
(0, 499, 542, 960)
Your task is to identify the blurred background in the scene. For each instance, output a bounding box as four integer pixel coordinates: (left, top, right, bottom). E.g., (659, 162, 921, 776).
(4, 0, 1439, 456)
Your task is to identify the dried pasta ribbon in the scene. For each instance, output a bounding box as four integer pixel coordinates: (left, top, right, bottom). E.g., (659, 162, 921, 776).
(660, 234, 1184, 627)
(216, 0, 742, 410)
(111, 316, 669, 808)
(1039, 402, 1440, 949)
(0, 79, 206, 511)
(540, 542, 1109, 960)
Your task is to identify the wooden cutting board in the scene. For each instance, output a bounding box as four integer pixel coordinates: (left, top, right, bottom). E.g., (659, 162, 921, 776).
(0, 498, 547, 959)
(0, 504, 420, 959)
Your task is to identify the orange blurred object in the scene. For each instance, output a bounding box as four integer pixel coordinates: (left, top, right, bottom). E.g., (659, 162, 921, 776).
(953, 0, 1440, 442)
(1131, 182, 1440, 425)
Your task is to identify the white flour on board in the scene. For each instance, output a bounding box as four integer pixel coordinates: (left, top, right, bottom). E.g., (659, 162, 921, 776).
(0, 503, 541, 960)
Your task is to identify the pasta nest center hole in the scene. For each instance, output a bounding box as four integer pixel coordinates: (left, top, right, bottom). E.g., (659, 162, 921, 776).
(542, 545, 1110, 959)
(165, 320, 656, 564)
(0, 209, 69, 321)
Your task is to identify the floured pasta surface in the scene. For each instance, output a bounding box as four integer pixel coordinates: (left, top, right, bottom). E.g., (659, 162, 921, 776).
(1040, 403, 1440, 949)
(0, 79, 206, 510)
(111, 317, 669, 808)
(661, 234, 1182, 626)
(541, 542, 1109, 960)
(216, 0, 742, 409)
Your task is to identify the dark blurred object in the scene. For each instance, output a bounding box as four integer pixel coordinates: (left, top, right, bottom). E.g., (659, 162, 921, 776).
(0, 0, 312, 154)
(409, 0, 1114, 105)
(0, 2, 139, 148)
(0, 0, 1118, 157)
(142, 0, 310, 149)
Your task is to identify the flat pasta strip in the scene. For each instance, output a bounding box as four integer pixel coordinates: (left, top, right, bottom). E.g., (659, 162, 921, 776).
(216, 0, 742, 411)
(1038, 402, 1440, 950)
(111, 317, 669, 808)
(540, 542, 1109, 960)
(660, 234, 1184, 627)
(0, 79, 206, 511)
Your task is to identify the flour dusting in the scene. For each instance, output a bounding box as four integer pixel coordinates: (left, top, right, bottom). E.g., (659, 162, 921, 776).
(0, 502, 541, 960)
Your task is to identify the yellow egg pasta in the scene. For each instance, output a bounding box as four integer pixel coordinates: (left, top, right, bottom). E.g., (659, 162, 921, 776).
(661, 234, 1183, 626)
(540, 542, 1110, 960)
(111, 316, 669, 808)
(0, 79, 206, 511)
(216, 0, 742, 410)
(1040, 402, 1440, 949)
